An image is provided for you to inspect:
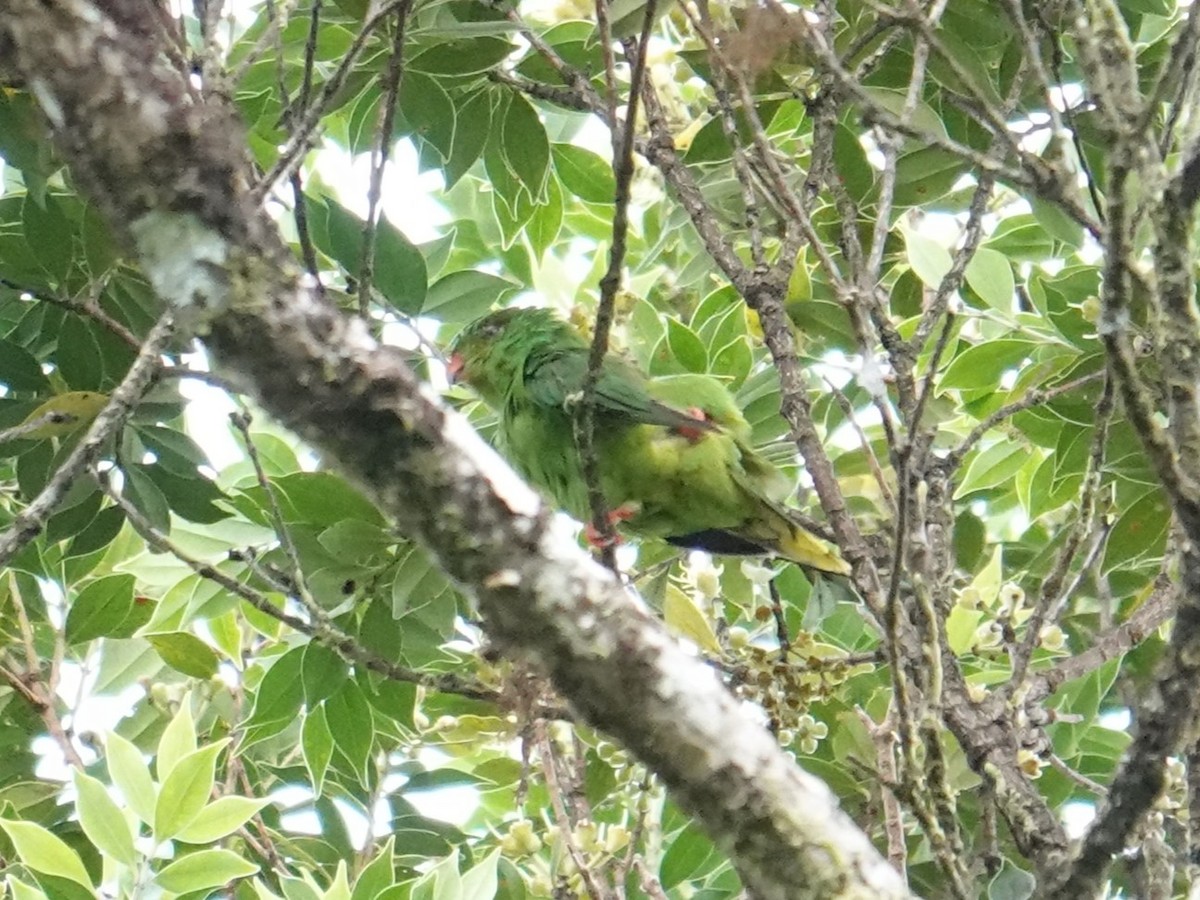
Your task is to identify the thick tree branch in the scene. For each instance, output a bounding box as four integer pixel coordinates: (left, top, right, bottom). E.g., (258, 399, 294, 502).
(0, 5, 910, 897)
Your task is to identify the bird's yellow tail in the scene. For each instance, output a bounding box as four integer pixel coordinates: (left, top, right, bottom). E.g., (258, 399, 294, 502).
(768, 505, 851, 575)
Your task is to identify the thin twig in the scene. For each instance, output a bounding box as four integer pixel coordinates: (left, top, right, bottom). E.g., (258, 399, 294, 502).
(577, 5, 658, 569)
(252, 0, 411, 202)
(96, 470, 563, 711)
(357, 3, 413, 320)
(944, 371, 1107, 471)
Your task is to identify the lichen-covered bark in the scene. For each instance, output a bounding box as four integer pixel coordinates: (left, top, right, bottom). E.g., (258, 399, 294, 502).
(0, 3, 911, 897)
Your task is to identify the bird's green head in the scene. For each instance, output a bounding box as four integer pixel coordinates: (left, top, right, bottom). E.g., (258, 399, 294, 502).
(447, 307, 575, 408)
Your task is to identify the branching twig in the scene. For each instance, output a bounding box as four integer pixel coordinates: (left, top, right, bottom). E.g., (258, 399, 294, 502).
(252, 0, 411, 202)
(0, 315, 174, 569)
(944, 371, 1107, 472)
(97, 470, 559, 712)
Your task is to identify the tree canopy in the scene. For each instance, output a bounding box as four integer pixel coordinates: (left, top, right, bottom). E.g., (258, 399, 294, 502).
(0, 0, 1196, 897)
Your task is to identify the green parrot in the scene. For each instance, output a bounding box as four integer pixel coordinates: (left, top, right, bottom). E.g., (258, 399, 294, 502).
(446, 307, 851, 575)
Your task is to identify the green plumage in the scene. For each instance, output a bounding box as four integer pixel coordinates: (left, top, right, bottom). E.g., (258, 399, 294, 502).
(448, 307, 850, 575)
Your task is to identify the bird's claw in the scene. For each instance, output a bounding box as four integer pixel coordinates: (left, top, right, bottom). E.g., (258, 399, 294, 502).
(583, 503, 639, 548)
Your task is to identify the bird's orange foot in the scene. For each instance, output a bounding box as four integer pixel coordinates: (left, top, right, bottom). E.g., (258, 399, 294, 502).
(583, 503, 639, 548)
(673, 407, 710, 443)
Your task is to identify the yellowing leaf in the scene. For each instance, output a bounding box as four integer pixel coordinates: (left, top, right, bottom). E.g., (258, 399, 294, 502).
(946, 604, 984, 656)
(663, 584, 721, 654)
(785, 249, 812, 304)
(967, 547, 1003, 610)
(11, 391, 109, 440)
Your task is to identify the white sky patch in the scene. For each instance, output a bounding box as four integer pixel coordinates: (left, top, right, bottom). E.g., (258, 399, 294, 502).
(313, 141, 450, 244)
(181, 349, 243, 470)
(1062, 800, 1096, 840)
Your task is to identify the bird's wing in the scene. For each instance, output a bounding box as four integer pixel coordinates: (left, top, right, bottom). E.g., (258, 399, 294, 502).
(523, 349, 717, 432)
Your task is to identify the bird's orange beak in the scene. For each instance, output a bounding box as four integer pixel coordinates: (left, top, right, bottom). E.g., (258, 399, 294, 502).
(446, 352, 464, 384)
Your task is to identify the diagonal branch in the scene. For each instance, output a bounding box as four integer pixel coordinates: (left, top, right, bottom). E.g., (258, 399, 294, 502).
(0, 5, 912, 897)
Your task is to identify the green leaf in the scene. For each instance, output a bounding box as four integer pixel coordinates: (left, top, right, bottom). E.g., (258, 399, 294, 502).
(710, 337, 753, 388)
(946, 603, 984, 656)
(1103, 490, 1169, 573)
(551, 144, 614, 204)
(665, 319, 707, 373)
(416, 852, 462, 900)
(175, 795, 271, 844)
(155, 848, 259, 893)
(965, 247, 1015, 309)
(955, 442, 1029, 497)
(72, 770, 136, 866)
(861, 87, 947, 137)
(45, 487, 102, 544)
(462, 847, 501, 900)
(0, 338, 50, 392)
(244, 647, 305, 739)
(134, 425, 211, 475)
(350, 836, 396, 900)
(425, 270, 519, 323)
(154, 740, 229, 841)
(527, 174, 563, 260)
(390, 544, 453, 617)
(893, 147, 967, 207)
(56, 314, 104, 391)
(67, 506, 126, 558)
(318, 518, 394, 564)
(303, 706, 334, 796)
(988, 860, 1036, 900)
(66, 574, 135, 644)
(904, 230, 953, 290)
(409, 38, 513, 76)
(399, 72, 456, 162)
(302, 642, 349, 705)
(270, 471, 386, 528)
(147, 631, 220, 679)
(659, 822, 715, 889)
(939, 339, 1035, 391)
(444, 91, 493, 188)
(106, 731, 157, 825)
(325, 680, 374, 784)
(0, 818, 92, 888)
(1031, 196, 1084, 248)
(663, 584, 721, 654)
(22, 194, 73, 281)
(321, 198, 428, 315)
(502, 93, 550, 199)
(157, 695, 198, 781)
(985, 214, 1056, 262)
(832, 124, 874, 202)
(123, 463, 171, 534)
(7, 879, 48, 900)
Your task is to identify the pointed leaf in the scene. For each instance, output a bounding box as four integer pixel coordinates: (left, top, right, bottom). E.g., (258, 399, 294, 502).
(0, 818, 92, 888)
(157, 693, 197, 781)
(155, 848, 258, 893)
(106, 730, 157, 825)
(176, 795, 272, 844)
(73, 770, 136, 865)
(154, 740, 229, 841)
